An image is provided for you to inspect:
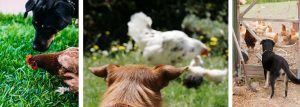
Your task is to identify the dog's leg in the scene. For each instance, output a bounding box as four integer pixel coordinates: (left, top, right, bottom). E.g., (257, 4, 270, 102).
(264, 69, 267, 79)
(269, 76, 276, 99)
(284, 74, 288, 97)
(264, 71, 270, 88)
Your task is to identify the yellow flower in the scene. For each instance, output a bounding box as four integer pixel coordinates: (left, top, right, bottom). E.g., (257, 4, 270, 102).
(92, 56, 97, 60)
(105, 31, 110, 36)
(118, 46, 126, 50)
(210, 41, 217, 46)
(111, 46, 118, 52)
(93, 45, 99, 50)
(210, 37, 218, 42)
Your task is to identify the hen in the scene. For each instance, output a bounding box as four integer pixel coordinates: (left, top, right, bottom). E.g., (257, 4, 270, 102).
(26, 47, 78, 93)
(244, 29, 257, 50)
(264, 26, 278, 43)
(281, 24, 290, 43)
(183, 66, 227, 88)
(127, 12, 208, 65)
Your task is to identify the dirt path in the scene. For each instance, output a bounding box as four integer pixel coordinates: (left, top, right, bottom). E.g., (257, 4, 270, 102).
(233, 81, 300, 107)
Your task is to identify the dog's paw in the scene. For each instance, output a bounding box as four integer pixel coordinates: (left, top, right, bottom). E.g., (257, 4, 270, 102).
(263, 85, 269, 89)
(55, 87, 70, 94)
(268, 96, 272, 99)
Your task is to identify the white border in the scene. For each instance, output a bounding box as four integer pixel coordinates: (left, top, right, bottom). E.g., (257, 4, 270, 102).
(228, 0, 233, 107)
(79, 0, 84, 106)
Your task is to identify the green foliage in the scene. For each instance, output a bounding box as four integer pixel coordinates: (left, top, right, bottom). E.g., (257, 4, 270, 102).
(182, 15, 228, 56)
(84, 0, 228, 51)
(0, 14, 78, 106)
(84, 52, 228, 107)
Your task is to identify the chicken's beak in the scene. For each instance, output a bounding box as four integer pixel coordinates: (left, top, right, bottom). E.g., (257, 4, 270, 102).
(200, 49, 209, 56)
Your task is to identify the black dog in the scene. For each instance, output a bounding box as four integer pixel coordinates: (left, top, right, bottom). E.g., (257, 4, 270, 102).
(24, 0, 78, 52)
(260, 39, 300, 98)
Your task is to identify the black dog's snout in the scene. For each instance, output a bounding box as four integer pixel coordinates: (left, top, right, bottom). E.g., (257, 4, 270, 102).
(32, 42, 48, 52)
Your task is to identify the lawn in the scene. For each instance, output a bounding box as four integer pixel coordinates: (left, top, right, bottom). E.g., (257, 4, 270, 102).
(84, 51, 228, 107)
(0, 14, 78, 106)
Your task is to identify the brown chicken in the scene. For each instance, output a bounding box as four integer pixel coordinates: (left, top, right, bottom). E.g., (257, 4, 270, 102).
(264, 25, 278, 43)
(290, 28, 299, 44)
(281, 24, 290, 42)
(26, 47, 78, 93)
(244, 29, 257, 49)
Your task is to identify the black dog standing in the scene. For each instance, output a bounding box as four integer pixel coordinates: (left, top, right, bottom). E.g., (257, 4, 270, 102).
(24, 0, 78, 52)
(260, 39, 300, 98)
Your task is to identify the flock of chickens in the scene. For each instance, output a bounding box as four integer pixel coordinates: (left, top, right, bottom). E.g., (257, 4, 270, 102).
(241, 21, 299, 50)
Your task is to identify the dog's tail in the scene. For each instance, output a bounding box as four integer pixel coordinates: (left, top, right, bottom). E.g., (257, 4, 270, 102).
(282, 60, 300, 84)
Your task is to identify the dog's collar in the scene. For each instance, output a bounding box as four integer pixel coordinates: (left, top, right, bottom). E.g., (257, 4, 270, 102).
(67, 0, 75, 8)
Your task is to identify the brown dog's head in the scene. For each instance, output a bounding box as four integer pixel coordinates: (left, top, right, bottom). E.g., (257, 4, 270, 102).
(89, 64, 186, 107)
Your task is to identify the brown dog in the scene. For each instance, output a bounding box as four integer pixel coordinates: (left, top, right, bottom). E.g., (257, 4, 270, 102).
(89, 64, 187, 107)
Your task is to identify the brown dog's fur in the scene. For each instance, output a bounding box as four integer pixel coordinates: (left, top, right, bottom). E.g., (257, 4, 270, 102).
(89, 64, 186, 107)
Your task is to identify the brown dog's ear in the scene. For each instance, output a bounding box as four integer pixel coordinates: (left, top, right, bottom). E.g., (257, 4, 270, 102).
(89, 64, 119, 78)
(154, 65, 187, 81)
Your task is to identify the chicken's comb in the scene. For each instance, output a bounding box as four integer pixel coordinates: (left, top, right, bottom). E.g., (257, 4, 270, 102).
(26, 54, 32, 64)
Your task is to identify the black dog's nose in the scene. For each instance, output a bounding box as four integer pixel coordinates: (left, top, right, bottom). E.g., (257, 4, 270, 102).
(32, 44, 47, 52)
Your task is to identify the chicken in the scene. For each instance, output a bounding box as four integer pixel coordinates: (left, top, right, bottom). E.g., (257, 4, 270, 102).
(26, 47, 78, 93)
(253, 21, 267, 35)
(292, 22, 299, 32)
(244, 29, 257, 50)
(240, 24, 246, 38)
(281, 24, 290, 42)
(290, 28, 299, 44)
(187, 66, 227, 84)
(264, 25, 278, 43)
(127, 12, 208, 65)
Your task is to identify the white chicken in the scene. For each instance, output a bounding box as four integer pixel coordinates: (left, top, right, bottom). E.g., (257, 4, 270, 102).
(127, 12, 208, 65)
(187, 66, 227, 84)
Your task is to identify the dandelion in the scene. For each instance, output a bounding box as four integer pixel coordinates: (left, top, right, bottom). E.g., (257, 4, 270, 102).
(93, 45, 99, 50)
(105, 31, 110, 36)
(118, 45, 126, 51)
(210, 41, 217, 46)
(111, 46, 118, 52)
(92, 56, 97, 60)
(210, 36, 218, 46)
(210, 37, 218, 42)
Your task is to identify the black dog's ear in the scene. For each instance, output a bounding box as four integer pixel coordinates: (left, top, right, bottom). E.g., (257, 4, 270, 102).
(24, 0, 38, 18)
(271, 40, 275, 46)
(54, 2, 74, 25)
(34, 0, 55, 13)
(260, 40, 265, 45)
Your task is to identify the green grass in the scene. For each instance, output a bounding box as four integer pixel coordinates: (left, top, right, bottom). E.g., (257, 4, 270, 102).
(0, 14, 78, 106)
(84, 52, 228, 107)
